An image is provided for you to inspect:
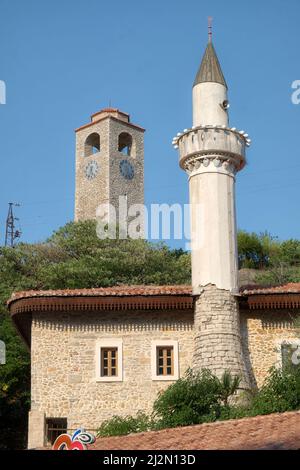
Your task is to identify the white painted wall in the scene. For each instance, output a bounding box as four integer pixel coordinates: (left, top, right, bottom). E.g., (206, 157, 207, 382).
(189, 165, 239, 293)
(193, 82, 229, 127)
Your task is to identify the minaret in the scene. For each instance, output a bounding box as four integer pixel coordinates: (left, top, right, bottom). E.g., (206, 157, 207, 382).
(173, 24, 251, 387)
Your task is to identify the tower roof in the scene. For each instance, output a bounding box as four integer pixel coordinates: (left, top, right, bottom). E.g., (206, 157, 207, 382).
(193, 42, 227, 88)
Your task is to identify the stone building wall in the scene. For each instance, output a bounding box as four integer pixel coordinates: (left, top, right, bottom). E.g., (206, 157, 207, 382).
(29, 302, 300, 447)
(240, 309, 300, 388)
(30, 309, 194, 430)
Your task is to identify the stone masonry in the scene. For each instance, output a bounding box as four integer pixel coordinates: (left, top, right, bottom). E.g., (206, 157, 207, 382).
(30, 309, 194, 432)
(74, 109, 144, 232)
(240, 309, 300, 389)
(193, 285, 250, 389)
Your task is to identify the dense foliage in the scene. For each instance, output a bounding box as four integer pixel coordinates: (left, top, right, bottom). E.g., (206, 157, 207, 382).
(237, 230, 300, 284)
(96, 366, 300, 437)
(97, 369, 241, 436)
(153, 369, 240, 428)
(97, 412, 153, 437)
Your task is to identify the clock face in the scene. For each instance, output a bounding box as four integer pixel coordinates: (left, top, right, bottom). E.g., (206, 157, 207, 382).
(119, 159, 134, 180)
(85, 160, 99, 180)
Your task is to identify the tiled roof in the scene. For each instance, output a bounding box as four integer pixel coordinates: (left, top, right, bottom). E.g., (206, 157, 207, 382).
(8, 282, 300, 306)
(241, 283, 300, 295)
(93, 411, 300, 450)
(91, 108, 129, 117)
(8, 285, 192, 305)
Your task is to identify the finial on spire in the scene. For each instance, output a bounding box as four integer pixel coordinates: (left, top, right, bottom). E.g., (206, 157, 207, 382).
(208, 16, 213, 43)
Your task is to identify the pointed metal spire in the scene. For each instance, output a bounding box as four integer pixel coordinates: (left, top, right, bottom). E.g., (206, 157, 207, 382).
(193, 19, 227, 88)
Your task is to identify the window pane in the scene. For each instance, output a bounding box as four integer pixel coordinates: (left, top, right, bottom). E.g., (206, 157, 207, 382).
(156, 346, 174, 376)
(101, 347, 118, 377)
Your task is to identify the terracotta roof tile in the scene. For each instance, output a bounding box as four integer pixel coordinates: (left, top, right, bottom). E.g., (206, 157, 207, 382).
(93, 411, 300, 450)
(7, 285, 192, 306)
(8, 282, 300, 307)
(241, 283, 300, 295)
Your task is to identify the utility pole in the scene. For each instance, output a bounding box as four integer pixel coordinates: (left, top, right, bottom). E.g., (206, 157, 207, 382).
(5, 202, 21, 247)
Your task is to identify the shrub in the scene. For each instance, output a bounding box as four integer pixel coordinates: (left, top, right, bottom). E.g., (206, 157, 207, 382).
(153, 369, 240, 429)
(97, 412, 152, 437)
(217, 369, 241, 407)
(96, 367, 300, 438)
(249, 366, 300, 415)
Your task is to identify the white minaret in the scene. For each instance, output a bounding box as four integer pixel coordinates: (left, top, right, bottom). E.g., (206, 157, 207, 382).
(173, 23, 251, 386)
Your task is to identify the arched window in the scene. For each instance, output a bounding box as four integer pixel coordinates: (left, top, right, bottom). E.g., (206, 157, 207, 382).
(85, 133, 100, 157)
(118, 132, 132, 156)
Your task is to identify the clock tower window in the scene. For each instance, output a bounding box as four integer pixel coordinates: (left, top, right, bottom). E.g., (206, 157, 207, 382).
(85, 132, 100, 157)
(118, 132, 132, 156)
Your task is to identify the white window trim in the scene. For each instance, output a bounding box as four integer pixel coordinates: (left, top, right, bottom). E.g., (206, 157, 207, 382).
(275, 338, 300, 369)
(151, 340, 179, 381)
(96, 338, 123, 382)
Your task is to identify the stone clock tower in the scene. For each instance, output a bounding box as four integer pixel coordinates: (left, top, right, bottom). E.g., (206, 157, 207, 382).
(74, 108, 145, 227)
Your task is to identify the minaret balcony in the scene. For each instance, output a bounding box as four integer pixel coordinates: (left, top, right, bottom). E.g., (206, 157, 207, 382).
(173, 126, 250, 174)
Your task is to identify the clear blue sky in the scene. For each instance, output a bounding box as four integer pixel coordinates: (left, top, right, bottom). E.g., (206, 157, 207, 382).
(0, 0, 300, 249)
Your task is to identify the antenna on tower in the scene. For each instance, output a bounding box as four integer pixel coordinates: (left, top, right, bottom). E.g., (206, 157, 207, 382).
(208, 16, 213, 43)
(5, 202, 22, 247)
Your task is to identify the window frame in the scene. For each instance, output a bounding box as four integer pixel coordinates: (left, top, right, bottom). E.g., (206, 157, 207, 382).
(151, 340, 179, 381)
(101, 347, 118, 377)
(157, 346, 174, 376)
(96, 339, 123, 382)
(277, 339, 300, 371)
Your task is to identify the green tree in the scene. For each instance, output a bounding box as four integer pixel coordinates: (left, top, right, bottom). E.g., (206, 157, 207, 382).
(237, 230, 269, 269)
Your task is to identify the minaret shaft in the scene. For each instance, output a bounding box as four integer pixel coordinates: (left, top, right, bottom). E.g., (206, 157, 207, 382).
(193, 82, 228, 126)
(189, 169, 238, 293)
